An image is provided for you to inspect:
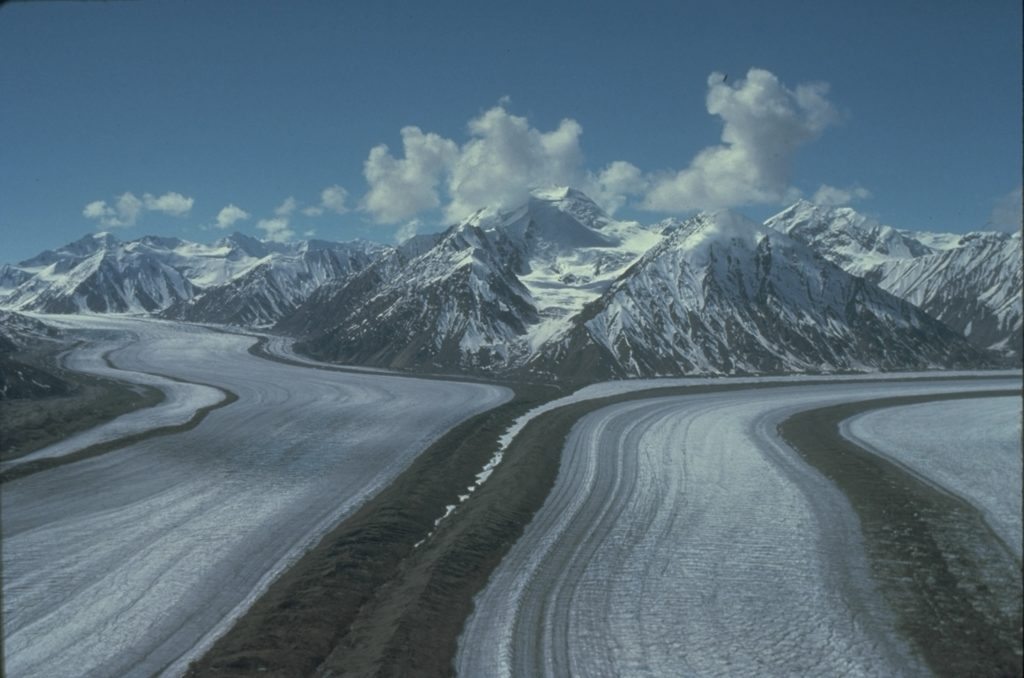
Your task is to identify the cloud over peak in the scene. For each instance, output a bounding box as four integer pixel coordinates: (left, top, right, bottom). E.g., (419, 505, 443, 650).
(82, 69, 847, 238)
(812, 184, 872, 207)
(320, 185, 349, 214)
(444, 107, 585, 222)
(83, 191, 193, 228)
(643, 68, 838, 212)
(360, 105, 591, 225)
(274, 197, 298, 217)
(358, 69, 842, 227)
(143, 192, 193, 216)
(214, 204, 250, 230)
(257, 216, 294, 243)
(362, 126, 459, 223)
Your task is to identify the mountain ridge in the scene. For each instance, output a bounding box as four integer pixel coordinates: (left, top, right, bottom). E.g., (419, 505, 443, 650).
(766, 200, 1022, 360)
(2, 188, 1016, 380)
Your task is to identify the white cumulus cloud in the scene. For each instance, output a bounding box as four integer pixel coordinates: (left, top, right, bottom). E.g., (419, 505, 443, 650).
(395, 219, 421, 243)
(812, 184, 872, 206)
(990, 186, 1022, 232)
(357, 71, 843, 225)
(583, 161, 648, 215)
(143, 191, 194, 216)
(274, 197, 298, 217)
(214, 204, 250, 230)
(301, 185, 349, 216)
(82, 192, 144, 228)
(361, 105, 615, 224)
(83, 200, 109, 219)
(362, 126, 459, 223)
(257, 216, 294, 243)
(320, 185, 349, 214)
(444, 106, 585, 222)
(643, 68, 838, 212)
(83, 190, 194, 228)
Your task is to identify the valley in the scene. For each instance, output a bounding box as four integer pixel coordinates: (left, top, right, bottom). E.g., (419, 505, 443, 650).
(5, 3, 1020, 675)
(0, 318, 508, 676)
(1, 318, 1018, 676)
(1, 188, 1021, 677)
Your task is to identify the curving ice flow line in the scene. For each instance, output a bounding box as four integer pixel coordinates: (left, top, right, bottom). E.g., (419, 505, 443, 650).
(456, 377, 1018, 677)
(2, 316, 511, 678)
(842, 396, 1022, 558)
(2, 316, 225, 470)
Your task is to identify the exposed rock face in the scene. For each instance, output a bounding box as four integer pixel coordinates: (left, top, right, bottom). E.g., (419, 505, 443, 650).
(767, 200, 1022, 362)
(4, 190, 1008, 380)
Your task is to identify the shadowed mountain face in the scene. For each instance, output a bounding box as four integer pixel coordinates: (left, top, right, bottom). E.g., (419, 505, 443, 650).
(2, 189, 1011, 380)
(0, 310, 70, 400)
(280, 192, 991, 379)
(536, 211, 984, 381)
(0, 232, 386, 326)
(767, 200, 1023, 361)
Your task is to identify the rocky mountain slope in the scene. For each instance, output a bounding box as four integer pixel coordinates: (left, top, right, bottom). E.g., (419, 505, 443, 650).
(284, 191, 990, 377)
(162, 238, 386, 327)
(0, 233, 199, 313)
(3, 189, 1014, 380)
(536, 211, 982, 380)
(0, 310, 70, 400)
(767, 200, 1022, 360)
(0, 232, 382, 326)
(282, 188, 661, 371)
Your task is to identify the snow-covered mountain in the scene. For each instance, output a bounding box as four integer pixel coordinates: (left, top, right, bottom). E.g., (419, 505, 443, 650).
(283, 221, 537, 369)
(284, 190, 987, 377)
(282, 188, 661, 370)
(3, 189, 1009, 380)
(767, 200, 1022, 360)
(163, 238, 387, 327)
(536, 211, 981, 380)
(0, 233, 200, 313)
(865, 232, 1022, 358)
(0, 232, 381, 325)
(764, 200, 935, 276)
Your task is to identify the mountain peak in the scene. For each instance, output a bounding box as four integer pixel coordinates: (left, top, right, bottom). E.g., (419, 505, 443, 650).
(78, 231, 120, 249)
(217, 231, 270, 258)
(529, 186, 574, 201)
(527, 186, 596, 204)
(527, 186, 608, 218)
(670, 209, 764, 242)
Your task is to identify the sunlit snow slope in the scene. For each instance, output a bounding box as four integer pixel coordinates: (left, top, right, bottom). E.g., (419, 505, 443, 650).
(1, 317, 509, 678)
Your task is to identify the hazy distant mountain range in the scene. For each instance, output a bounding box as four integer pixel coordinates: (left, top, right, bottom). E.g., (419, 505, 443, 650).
(2, 188, 1019, 380)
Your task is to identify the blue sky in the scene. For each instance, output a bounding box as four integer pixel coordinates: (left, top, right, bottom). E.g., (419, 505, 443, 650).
(2, 0, 1021, 262)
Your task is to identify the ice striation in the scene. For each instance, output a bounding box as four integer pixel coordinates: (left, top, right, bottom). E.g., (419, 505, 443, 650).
(1, 317, 510, 677)
(457, 376, 1018, 677)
